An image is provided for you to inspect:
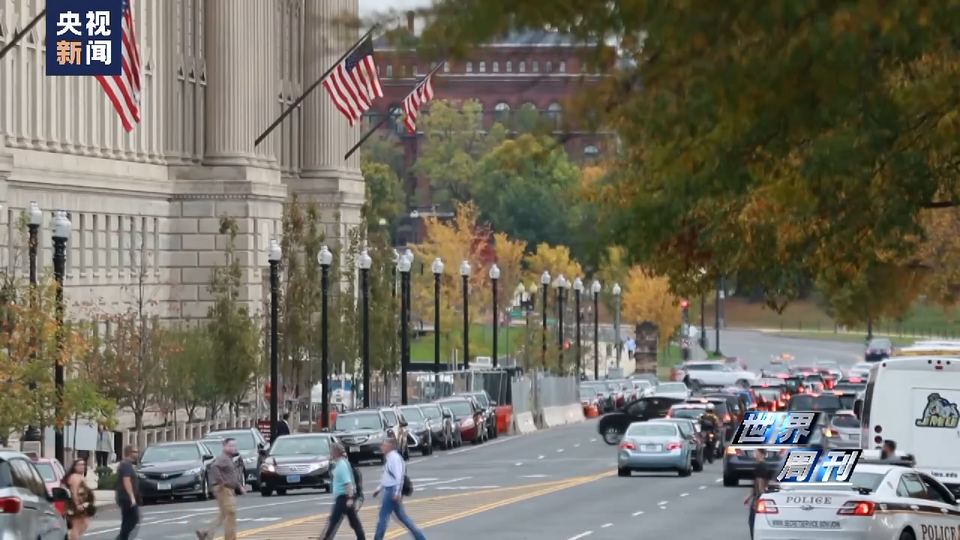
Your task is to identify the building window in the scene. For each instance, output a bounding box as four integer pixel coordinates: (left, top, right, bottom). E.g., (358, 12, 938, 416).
(559, 61, 566, 73)
(519, 61, 526, 73)
(444, 61, 450, 73)
(494, 102, 511, 122)
(386, 65, 394, 77)
(466, 62, 473, 73)
(506, 61, 513, 72)
(547, 102, 562, 127)
(584, 145, 600, 159)
(532, 61, 539, 72)
(479, 61, 486, 73)
(387, 105, 404, 133)
(546, 61, 553, 73)
(401, 65, 406, 77)
(492, 61, 499, 73)
(413, 64, 419, 76)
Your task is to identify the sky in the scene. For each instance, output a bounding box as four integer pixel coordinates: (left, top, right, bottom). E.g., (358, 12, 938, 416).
(359, 0, 430, 16)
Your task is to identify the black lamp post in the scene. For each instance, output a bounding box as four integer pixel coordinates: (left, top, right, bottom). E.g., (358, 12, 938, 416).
(23, 202, 42, 443)
(398, 253, 412, 404)
(358, 249, 372, 408)
(573, 278, 583, 379)
(460, 261, 472, 370)
(431, 258, 443, 393)
(540, 271, 550, 369)
(591, 280, 601, 380)
(489, 264, 500, 368)
(51, 210, 71, 465)
(318, 245, 333, 429)
(556, 275, 566, 371)
(403, 248, 415, 338)
(267, 239, 282, 443)
(612, 283, 622, 369)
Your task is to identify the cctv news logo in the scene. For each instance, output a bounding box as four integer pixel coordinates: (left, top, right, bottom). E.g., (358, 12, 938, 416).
(732, 411, 861, 484)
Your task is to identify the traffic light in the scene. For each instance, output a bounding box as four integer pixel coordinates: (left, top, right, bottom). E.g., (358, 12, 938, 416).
(680, 300, 690, 309)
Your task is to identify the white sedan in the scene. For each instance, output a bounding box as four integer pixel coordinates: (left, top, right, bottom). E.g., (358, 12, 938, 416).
(754, 461, 960, 540)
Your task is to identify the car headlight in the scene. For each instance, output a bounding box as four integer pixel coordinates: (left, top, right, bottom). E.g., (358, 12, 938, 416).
(243, 456, 258, 464)
(185, 467, 202, 476)
(461, 418, 474, 428)
(368, 432, 384, 442)
(137, 472, 146, 479)
(317, 460, 329, 469)
(261, 463, 276, 473)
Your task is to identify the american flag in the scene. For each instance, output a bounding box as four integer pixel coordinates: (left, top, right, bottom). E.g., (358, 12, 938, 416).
(322, 36, 383, 126)
(95, 0, 142, 132)
(401, 66, 439, 134)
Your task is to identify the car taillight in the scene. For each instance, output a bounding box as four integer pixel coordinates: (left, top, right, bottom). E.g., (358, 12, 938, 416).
(620, 442, 636, 450)
(756, 499, 778, 514)
(726, 446, 740, 456)
(666, 442, 682, 451)
(54, 500, 66, 515)
(723, 414, 732, 422)
(838, 501, 875, 516)
(824, 428, 834, 437)
(0, 497, 21, 514)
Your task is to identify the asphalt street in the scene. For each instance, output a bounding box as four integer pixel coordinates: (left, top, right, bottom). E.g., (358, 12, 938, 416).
(84, 331, 862, 540)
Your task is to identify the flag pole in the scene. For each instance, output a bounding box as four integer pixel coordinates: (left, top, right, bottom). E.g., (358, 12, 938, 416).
(254, 24, 380, 148)
(343, 61, 445, 161)
(0, 9, 46, 62)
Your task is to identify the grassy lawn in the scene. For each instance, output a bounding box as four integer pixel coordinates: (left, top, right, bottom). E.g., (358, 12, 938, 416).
(769, 331, 916, 347)
(692, 298, 960, 338)
(409, 323, 529, 362)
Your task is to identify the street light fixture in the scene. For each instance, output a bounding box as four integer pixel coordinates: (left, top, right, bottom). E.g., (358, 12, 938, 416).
(460, 261, 472, 370)
(489, 264, 500, 368)
(431, 258, 444, 392)
(573, 278, 583, 379)
(612, 283, 622, 369)
(317, 245, 333, 428)
(51, 210, 71, 465)
(555, 275, 567, 371)
(398, 253, 412, 404)
(591, 280, 601, 380)
(540, 271, 550, 369)
(267, 239, 282, 442)
(24, 202, 42, 443)
(358, 249, 372, 408)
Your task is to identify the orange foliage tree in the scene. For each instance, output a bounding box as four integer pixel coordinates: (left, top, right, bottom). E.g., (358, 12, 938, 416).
(621, 267, 683, 346)
(524, 243, 583, 285)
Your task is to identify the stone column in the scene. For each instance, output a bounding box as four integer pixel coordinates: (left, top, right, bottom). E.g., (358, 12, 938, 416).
(298, 0, 366, 230)
(203, 0, 278, 168)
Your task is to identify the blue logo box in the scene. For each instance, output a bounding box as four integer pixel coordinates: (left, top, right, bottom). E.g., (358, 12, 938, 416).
(46, 0, 124, 76)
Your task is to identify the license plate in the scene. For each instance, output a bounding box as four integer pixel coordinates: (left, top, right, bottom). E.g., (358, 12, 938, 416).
(287, 475, 300, 483)
(770, 520, 841, 529)
(157, 483, 171, 490)
(350, 446, 360, 453)
(641, 444, 661, 452)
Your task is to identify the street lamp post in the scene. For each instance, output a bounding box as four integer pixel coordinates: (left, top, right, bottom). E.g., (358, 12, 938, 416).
(398, 254, 412, 405)
(51, 210, 71, 465)
(431, 258, 443, 395)
(317, 246, 334, 429)
(404, 249, 415, 336)
(409, 210, 420, 243)
(489, 264, 500, 368)
(358, 249, 372, 408)
(573, 278, 583, 379)
(460, 261, 472, 370)
(556, 275, 566, 371)
(591, 281, 601, 380)
(612, 283, 622, 369)
(267, 240, 282, 442)
(24, 202, 42, 442)
(540, 271, 550, 369)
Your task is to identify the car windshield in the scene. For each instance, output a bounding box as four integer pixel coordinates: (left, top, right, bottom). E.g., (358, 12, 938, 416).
(868, 339, 892, 349)
(605, 382, 620, 391)
(671, 407, 705, 419)
(658, 383, 687, 393)
(208, 431, 256, 451)
(831, 415, 861, 429)
(580, 384, 603, 395)
(626, 424, 678, 437)
(33, 462, 55, 482)
(633, 381, 651, 389)
(141, 444, 200, 464)
(440, 400, 473, 417)
(780, 471, 884, 492)
(756, 390, 782, 402)
(335, 413, 382, 431)
(471, 394, 490, 407)
(788, 394, 843, 412)
(399, 407, 424, 421)
(270, 436, 331, 456)
(381, 410, 398, 425)
(420, 405, 442, 420)
(203, 440, 224, 455)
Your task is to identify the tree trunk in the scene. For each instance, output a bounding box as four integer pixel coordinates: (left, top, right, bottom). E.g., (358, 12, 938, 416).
(134, 410, 145, 452)
(38, 420, 45, 456)
(72, 413, 79, 456)
(173, 409, 178, 441)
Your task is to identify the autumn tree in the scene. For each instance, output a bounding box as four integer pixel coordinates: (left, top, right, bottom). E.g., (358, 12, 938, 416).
(411, 0, 960, 316)
(597, 246, 630, 316)
(621, 267, 683, 346)
(524, 243, 583, 285)
(491, 233, 526, 325)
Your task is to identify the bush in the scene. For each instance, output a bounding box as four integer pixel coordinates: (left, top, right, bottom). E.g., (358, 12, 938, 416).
(95, 467, 116, 490)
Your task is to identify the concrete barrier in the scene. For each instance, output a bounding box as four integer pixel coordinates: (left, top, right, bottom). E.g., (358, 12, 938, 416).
(563, 404, 585, 424)
(541, 406, 567, 428)
(513, 411, 537, 435)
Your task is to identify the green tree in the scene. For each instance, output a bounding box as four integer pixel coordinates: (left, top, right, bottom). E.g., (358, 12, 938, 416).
(360, 129, 405, 180)
(362, 160, 405, 234)
(415, 0, 960, 315)
(366, 231, 401, 377)
(163, 324, 209, 423)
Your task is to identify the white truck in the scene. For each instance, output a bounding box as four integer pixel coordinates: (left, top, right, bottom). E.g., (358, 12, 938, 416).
(682, 361, 758, 388)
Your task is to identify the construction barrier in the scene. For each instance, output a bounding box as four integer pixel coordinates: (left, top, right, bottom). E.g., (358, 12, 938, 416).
(495, 405, 513, 434)
(563, 404, 585, 424)
(585, 405, 599, 418)
(541, 406, 567, 428)
(513, 411, 537, 434)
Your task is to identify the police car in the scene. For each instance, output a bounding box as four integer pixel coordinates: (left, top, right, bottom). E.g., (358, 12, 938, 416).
(754, 454, 960, 540)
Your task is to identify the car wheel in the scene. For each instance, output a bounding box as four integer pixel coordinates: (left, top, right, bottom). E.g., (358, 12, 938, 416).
(260, 488, 273, 496)
(323, 485, 332, 493)
(899, 529, 917, 540)
(678, 460, 693, 477)
(736, 379, 749, 388)
(692, 457, 704, 472)
(722, 473, 739, 487)
(602, 427, 623, 445)
(276, 489, 287, 496)
(235, 469, 245, 495)
(617, 467, 631, 477)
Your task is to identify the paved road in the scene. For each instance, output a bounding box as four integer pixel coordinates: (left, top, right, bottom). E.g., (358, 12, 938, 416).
(717, 329, 865, 370)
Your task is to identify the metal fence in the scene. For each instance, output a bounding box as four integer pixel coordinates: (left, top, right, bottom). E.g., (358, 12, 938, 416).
(366, 369, 518, 407)
(536, 374, 579, 407)
(510, 377, 533, 414)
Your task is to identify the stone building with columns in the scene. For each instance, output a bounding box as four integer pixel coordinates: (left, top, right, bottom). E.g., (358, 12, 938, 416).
(0, 0, 365, 318)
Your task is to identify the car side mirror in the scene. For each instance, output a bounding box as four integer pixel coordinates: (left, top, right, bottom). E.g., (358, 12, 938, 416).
(490, 400, 498, 406)
(399, 420, 408, 427)
(49, 486, 71, 503)
(202, 454, 214, 461)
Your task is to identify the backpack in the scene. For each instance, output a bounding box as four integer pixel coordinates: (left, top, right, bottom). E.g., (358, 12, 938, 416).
(387, 459, 414, 497)
(350, 463, 364, 496)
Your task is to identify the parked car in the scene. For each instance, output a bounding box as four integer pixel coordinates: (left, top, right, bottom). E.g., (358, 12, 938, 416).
(331, 409, 393, 465)
(0, 449, 71, 539)
(580, 381, 616, 412)
(203, 427, 269, 490)
(598, 396, 686, 445)
(436, 397, 486, 444)
(199, 438, 246, 494)
(682, 361, 758, 389)
(30, 458, 65, 495)
(417, 402, 458, 449)
(138, 441, 217, 504)
(458, 391, 499, 439)
(258, 433, 335, 496)
(378, 406, 411, 460)
(397, 405, 435, 455)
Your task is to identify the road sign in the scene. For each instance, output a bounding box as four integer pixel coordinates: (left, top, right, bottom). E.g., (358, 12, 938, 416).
(257, 420, 271, 439)
(681, 339, 692, 349)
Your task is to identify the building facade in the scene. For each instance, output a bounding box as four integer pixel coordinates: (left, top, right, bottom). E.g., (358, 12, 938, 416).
(0, 0, 365, 318)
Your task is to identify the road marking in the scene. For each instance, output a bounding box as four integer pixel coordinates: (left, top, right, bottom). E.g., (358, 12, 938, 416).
(538, 455, 545, 459)
(521, 474, 548, 478)
(632, 511, 644, 516)
(590, 438, 597, 442)
(715, 478, 722, 483)
(601, 523, 613, 528)
(435, 485, 500, 490)
(679, 493, 689, 497)
(657, 500, 669, 506)
(446, 435, 517, 455)
(557, 448, 564, 453)
(416, 477, 471, 487)
(414, 477, 439, 482)
(236, 518, 281, 523)
(515, 462, 523, 466)
(568, 533, 593, 540)
(699, 485, 707, 490)
(574, 444, 581, 448)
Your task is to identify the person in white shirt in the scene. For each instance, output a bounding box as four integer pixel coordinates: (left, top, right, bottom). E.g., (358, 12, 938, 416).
(372, 437, 425, 540)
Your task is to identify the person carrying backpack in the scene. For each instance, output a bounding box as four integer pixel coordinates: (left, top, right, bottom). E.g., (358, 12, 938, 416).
(372, 437, 424, 540)
(320, 443, 365, 540)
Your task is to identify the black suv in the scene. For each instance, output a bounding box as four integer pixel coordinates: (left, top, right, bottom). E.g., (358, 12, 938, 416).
(203, 427, 268, 490)
(331, 409, 392, 465)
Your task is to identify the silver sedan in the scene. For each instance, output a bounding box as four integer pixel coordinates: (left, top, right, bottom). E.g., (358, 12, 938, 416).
(617, 421, 694, 477)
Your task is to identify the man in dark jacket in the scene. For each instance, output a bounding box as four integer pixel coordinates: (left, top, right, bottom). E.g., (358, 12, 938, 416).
(276, 413, 292, 437)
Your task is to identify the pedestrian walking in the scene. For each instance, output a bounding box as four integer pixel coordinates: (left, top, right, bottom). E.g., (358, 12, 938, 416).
(64, 459, 96, 539)
(96, 427, 112, 468)
(196, 438, 244, 540)
(372, 437, 424, 540)
(115, 445, 141, 540)
(320, 443, 365, 540)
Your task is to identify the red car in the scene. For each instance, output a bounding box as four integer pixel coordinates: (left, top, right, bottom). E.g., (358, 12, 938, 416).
(32, 458, 67, 515)
(436, 397, 487, 444)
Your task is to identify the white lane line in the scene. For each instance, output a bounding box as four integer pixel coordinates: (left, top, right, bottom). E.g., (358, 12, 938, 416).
(632, 511, 644, 516)
(521, 474, 549, 478)
(568, 532, 593, 540)
(557, 448, 565, 453)
(590, 438, 597, 442)
(515, 462, 523, 466)
(538, 455, 545, 460)
(446, 435, 517, 455)
(601, 523, 613, 528)
(413, 477, 439, 482)
(715, 478, 722, 483)
(435, 485, 501, 490)
(679, 493, 689, 497)
(417, 477, 471, 487)
(574, 444, 581, 448)
(699, 485, 708, 490)
(657, 500, 669, 506)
